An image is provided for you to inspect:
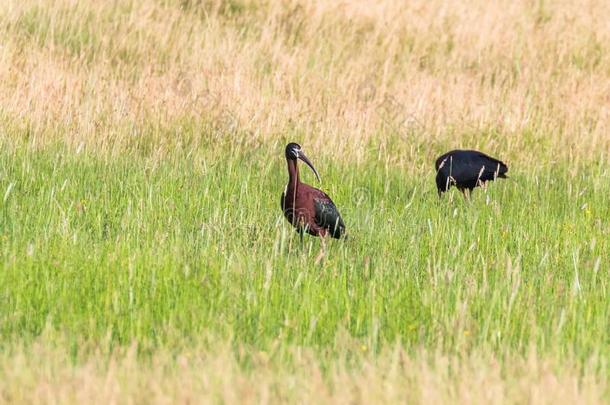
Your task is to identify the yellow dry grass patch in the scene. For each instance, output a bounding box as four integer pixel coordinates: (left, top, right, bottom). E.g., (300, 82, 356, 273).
(0, 0, 608, 161)
(0, 341, 606, 404)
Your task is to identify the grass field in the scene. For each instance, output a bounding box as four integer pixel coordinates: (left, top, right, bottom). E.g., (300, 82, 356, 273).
(0, 0, 609, 403)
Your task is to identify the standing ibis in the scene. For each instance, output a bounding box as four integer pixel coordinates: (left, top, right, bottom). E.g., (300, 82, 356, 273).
(281, 142, 345, 239)
(435, 149, 508, 197)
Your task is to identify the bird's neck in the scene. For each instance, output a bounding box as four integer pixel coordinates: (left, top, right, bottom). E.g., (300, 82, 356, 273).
(287, 159, 300, 188)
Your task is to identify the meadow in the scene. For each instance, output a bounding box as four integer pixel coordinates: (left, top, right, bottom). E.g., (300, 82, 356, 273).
(0, 0, 609, 403)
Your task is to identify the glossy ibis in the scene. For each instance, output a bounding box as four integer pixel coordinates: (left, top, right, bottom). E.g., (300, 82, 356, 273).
(281, 143, 345, 239)
(435, 149, 508, 197)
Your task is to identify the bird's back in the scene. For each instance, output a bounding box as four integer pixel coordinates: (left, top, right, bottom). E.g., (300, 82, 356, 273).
(435, 149, 508, 191)
(281, 182, 345, 238)
(304, 184, 345, 239)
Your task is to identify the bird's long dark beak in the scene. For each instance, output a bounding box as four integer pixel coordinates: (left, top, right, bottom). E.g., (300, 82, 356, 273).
(298, 151, 321, 182)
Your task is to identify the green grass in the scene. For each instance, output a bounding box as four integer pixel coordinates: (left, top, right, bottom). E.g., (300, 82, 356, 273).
(1, 141, 608, 371)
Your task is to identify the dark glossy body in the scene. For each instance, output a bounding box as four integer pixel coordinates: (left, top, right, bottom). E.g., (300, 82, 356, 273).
(435, 149, 508, 195)
(281, 144, 345, 238)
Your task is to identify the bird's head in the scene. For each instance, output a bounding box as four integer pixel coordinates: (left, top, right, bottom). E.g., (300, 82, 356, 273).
(285, 142, 321, 182)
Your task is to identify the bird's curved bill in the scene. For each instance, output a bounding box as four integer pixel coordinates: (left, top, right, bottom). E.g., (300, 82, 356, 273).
(298, 151, 321, 182)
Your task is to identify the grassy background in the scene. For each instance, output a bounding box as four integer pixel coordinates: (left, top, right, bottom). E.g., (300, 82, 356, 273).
(0, 0, 609, 402)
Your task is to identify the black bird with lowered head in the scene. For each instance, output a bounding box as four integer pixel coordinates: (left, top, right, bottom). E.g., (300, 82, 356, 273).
(280, 142, 345, 239)
(435, 149, 508, 197)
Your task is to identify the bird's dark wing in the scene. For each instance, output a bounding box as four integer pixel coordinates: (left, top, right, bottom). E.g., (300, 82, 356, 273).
(472, 152, 508, 178)
(313, 193, 345, 239)
(441, 151, 507, 185)
(465, 152, 508, 181)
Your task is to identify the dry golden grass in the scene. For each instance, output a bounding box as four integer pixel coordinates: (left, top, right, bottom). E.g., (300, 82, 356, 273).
(0, 0, 608, 162)
(0, 339, 606, 404)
